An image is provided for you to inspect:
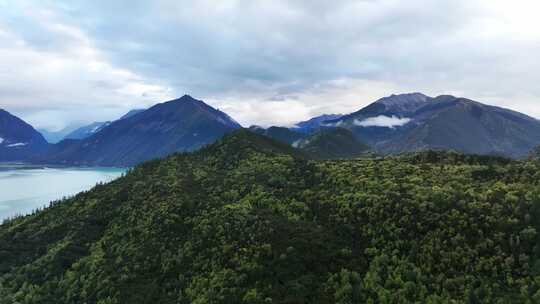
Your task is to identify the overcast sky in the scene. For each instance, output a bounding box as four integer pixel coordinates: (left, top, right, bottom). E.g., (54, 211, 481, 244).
(1, 0, 539, 130)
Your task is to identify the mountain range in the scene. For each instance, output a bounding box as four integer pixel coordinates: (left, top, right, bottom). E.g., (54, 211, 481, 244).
(1, 92, 540, 165)
(321, 93, 540, 157)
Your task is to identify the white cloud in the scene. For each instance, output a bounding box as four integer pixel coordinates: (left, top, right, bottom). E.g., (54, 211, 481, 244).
(0, 0, 540, 128)
(354, 115, 411, 128)
(0, 2, 174, 130)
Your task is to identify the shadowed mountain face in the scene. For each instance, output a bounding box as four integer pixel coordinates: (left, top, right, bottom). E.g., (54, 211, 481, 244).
(42, 95, 242, 166)
(326, 93, 540, 158)
(248, 126, 370, 159)
(0, 109, 48, 161)
(292, 114, 344, 133)
(249, 126, 307, 145)
(119, 109, 145, 120)
(296, 127, 370, 159)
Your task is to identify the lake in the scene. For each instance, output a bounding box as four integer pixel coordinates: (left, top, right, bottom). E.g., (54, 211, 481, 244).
(0, 164, 125, 221)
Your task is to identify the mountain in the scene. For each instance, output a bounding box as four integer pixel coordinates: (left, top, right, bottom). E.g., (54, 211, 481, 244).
(38, 126, 79, 144)
(327, 93, 540, 158)
(2, 130, 540, 302)
(249, 125, 306, 145)
(248, 126, 370, 159)
(0, 109, 48, 161)
(296, 127, 370, 159)
(63, 121, 112, 140)
(292, 114, 343, 133)
(54, 109, 146, 142)
(119, 109, 145, 120)
(42, 95, 242, 166)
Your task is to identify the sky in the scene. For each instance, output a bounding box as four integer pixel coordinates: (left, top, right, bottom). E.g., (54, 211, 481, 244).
(0, 0, 540, 130)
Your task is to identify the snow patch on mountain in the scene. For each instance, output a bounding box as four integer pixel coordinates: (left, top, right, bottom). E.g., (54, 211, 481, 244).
(6, 142, 27, 147)
(354, 115, 411, 128)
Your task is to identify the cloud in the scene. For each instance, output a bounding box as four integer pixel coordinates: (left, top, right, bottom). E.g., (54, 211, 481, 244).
(354, 115, 411, 128)
(0, 2, 174, 129)
(0, 0, 540, 129)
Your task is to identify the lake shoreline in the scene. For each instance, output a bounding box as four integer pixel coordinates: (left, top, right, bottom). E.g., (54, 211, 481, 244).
(0, 166, 125, 221)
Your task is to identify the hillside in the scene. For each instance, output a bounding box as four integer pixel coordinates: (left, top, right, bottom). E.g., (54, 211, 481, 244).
(0, 109, 48, 161)
(41, 95, 242, 166)
(296, 127, 370, 159)
(249, 126, 306, 145)
(2, 130, 540, 303)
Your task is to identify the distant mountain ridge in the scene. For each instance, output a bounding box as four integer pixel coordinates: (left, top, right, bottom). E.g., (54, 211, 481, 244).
(41, 109, 147, 143)
(39, 126, 79, 144)
(41, 95, 242, 166)
(119, 109, 145, 120)
(292, 114, 344, 133)
(325, 93, 540, 158)
(64, 121, 112, 140)
(2, 92, 540, 164)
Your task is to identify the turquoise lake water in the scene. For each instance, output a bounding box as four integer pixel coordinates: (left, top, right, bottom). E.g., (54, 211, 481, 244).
(0, 164, 124, 221)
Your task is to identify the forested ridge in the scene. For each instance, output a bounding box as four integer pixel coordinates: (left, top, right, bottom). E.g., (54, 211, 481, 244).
(2, 130, 540, 303)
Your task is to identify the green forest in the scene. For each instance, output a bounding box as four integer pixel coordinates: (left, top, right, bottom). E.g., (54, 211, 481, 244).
(2, 130, 540, 303)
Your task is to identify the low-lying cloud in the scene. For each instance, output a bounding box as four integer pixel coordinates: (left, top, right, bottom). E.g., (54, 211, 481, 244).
(354, 115, 411, 128)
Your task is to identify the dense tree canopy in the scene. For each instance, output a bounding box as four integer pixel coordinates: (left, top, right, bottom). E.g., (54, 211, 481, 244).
(2, 130, 540, 303)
